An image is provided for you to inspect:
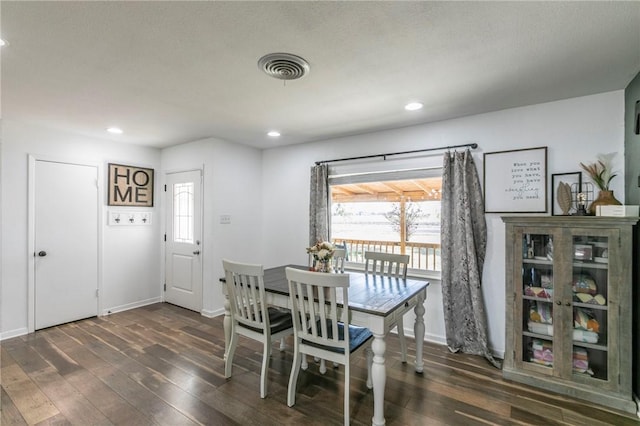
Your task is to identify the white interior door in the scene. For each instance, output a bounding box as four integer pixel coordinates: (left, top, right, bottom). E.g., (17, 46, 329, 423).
(165, 170, 203, 312)
(34, 160, 99, 329)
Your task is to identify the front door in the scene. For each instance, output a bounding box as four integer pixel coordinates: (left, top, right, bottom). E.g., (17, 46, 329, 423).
(34, 159, 99, 329)
(165, 170, 203, 312)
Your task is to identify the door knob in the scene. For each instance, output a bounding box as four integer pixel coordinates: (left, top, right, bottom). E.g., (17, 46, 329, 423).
(193, 250, 200, 255)
(38, 251, 47, 257)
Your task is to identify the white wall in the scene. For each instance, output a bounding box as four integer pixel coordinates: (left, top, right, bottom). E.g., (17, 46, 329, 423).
(1, 120, 162, 339)
(161, 137, 263, 317)
(261, 91, 626, 356)
(1, 90, 625, 351)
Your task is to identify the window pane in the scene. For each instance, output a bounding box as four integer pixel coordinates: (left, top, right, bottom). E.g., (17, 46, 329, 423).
(173, 182, 194, 243)
(330, 175, 441, 272)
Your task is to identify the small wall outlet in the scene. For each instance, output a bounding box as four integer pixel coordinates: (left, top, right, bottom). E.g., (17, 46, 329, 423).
(220, 215, 231, 224)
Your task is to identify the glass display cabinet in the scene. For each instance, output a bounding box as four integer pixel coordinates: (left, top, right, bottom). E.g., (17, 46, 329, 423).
(502, 216, 638, 414)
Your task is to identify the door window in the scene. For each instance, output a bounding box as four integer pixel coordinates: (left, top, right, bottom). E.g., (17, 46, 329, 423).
(173, 182, 194, 243)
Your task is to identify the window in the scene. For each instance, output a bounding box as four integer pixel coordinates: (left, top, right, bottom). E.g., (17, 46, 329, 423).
(329, 162, 442, 274)
(173, 182, 194, 243)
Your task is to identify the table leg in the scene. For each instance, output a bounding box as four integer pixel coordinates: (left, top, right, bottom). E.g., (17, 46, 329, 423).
(371, 332, 386, 426)
(223, 297, 231, 361)
(413, 295, 425, 373)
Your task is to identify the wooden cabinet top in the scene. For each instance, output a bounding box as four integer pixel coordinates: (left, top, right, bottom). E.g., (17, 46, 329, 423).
(501, 216, 639, 227)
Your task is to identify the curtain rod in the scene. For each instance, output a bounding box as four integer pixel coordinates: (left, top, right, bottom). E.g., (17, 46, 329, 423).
(314, 142, 478, 165)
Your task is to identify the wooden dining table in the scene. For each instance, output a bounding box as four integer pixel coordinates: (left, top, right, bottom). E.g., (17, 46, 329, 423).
(220, 264, 429, 426)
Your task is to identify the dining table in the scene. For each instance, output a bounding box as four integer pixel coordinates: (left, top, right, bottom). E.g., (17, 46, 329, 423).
(220, 264, 429, 426)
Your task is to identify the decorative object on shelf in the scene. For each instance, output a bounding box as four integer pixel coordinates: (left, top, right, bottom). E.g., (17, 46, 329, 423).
(574, 307, 599, 333)
(580, 154, 621, 215)
(572, 273, 597, 295)
(556, 182, 572, 215)
(588, 190, 622, 216)
(574, 292, 607, 305)
(551, 172, 582, 215)
(575, 193, 589, 216)
(545, 238, 553, 261)
(306, 240, 335, 272)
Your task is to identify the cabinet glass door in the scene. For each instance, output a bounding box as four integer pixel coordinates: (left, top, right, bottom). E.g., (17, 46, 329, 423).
(571, 233, 609, 382)
(521, 233, 555, 372)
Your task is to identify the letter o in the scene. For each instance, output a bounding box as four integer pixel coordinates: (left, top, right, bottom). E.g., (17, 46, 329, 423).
(132, 170, 150, 186)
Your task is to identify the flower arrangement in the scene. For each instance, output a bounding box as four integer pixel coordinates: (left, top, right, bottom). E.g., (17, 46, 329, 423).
(307, 240, 335, 272)
(580, 154, 617, 191)
(307, 240, 335, 261)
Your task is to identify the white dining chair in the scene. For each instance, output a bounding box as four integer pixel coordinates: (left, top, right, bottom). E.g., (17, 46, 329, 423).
(332, 247, 347, 273)
(364, 251, 410, 363)
(310, 246, 348, 374)
(285, 267, 373, 426)
(222, 259, 294, 398)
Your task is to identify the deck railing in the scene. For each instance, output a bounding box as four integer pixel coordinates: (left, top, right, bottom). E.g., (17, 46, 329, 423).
(332, 238, 441, 271)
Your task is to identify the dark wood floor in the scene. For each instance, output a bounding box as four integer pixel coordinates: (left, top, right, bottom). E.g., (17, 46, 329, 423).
(1, 303, 638, 425)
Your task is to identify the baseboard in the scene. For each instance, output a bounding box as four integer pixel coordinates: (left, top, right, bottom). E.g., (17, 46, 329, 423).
(0, 327, 29, 341)
(102, 297, 162, 316)
(397, 327, 505, 360)
(201, 307, 225, 318)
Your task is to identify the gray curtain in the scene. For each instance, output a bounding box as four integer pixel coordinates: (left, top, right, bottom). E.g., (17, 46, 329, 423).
(441, 149, 500, 368)
(309, 164, 330, 246)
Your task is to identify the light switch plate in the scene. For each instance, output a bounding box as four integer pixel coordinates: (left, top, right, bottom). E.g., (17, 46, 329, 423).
(220, 214, 231, 224)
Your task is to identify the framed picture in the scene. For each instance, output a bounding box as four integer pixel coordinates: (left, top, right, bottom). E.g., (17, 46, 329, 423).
(551, 172, 582, 216)
(483, 147, 547, 213)
(108, 163, 154, 207)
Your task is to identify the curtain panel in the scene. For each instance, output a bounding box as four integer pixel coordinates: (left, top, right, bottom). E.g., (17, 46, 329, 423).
(441, 149, 500, 368)
(309, 164, 330, 246)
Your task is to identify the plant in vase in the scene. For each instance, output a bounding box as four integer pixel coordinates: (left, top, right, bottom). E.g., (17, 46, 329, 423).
(580, 153, 621, 215)
(306, 240, 335, 272)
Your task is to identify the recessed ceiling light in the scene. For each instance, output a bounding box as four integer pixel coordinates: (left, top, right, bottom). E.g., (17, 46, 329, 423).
(107, 127, 123, 134)
(267, 131, 281, 137)
(404, 102, 423, 111)
(0, 39, 7, 47)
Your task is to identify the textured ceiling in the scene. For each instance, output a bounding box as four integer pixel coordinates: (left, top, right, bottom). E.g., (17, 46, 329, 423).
(1, 1, 639, 149)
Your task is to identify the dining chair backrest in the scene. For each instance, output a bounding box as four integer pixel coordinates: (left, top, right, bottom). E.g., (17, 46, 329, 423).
(364, 251, 409, 279)
(222, 259, 294, 399)
(223, 259, 269, 332)
(285, 267, 373, 425)
(286, 267, 350, 352)
(333, 247, 347, 273)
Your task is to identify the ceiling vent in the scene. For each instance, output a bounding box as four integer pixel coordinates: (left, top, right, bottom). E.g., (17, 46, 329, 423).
(258, 53, 309, 81)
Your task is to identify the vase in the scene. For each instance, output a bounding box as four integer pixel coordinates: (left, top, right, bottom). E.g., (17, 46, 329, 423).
(315, 259, 332, 273)
(588, 190, 622, 215)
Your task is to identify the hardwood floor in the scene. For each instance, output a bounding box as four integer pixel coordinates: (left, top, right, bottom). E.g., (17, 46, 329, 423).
(1, 303, 638, 425)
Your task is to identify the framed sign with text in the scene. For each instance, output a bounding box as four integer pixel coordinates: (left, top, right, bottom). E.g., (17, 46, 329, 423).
(108, 163, 154, 207)
(483, 147, 547, 213)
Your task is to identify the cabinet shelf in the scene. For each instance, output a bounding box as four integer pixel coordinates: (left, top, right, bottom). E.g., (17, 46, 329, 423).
(572, 261, 608, 270)
(523, 331, 552, 340)
(523, 259, 553, 266)
(572, 340, 608, 351)
(572, 301, 608, 311)
(522, 295, 553, 303)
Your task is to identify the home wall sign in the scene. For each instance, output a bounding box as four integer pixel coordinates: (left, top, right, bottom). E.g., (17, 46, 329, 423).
(108, 163, 154, 207)
(483, 146, 547, 213)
